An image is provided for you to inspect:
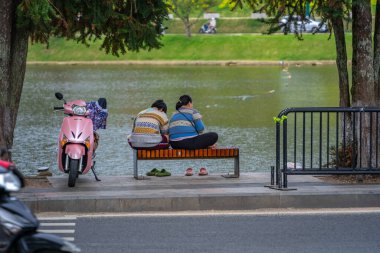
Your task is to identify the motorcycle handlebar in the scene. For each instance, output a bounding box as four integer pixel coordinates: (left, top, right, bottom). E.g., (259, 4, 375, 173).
(54, 106, 64, 110)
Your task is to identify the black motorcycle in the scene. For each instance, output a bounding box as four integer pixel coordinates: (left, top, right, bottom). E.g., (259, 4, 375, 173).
(0, 160, 80, 253)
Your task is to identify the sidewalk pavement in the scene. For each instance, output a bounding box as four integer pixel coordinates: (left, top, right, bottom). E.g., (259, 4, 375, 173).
(16, 173, 380, 213)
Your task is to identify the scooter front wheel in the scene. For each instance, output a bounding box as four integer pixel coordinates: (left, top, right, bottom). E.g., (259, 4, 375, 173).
(68, 159, 79, 187)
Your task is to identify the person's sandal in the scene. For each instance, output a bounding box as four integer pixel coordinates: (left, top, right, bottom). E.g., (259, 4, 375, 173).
(198, 167, 208, 176)
(156, 169, 171, 177)
(146, 168, 159, 176)
(185, 167, 193, 176)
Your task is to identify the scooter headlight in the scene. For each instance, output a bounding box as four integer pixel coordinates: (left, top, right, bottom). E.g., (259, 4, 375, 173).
(72, 105, 87, 116)
(60, 134, 68, 147)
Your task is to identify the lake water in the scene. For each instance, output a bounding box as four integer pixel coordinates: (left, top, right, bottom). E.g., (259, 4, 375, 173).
(13, 64, 339, 176)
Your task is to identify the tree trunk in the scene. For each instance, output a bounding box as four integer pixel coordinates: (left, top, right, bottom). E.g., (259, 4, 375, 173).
(327, 1, 353, 164)
(331, 11, 355, 167)
(0, 0, 29, 158)
(331, 15, 350, 108)
(184, 17, 192, 37)
(352, 0, 375, 168)
(374, 0, 380, 104)
(352, 0, 375, 107)
(374, 0, 380, 168)
(0, 0, 14, 150)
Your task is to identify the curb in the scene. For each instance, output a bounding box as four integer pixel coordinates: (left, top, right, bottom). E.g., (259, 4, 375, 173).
(18, 174, 380, 213)
(22, 192, 380, 213)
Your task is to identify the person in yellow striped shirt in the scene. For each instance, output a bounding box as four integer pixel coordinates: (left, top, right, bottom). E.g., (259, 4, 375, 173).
(128, 100, 169, 149)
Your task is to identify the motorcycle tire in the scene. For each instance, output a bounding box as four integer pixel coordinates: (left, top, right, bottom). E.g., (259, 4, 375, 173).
(68, 159, 79, 187)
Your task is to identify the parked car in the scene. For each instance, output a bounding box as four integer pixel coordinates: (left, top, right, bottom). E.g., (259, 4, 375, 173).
(279, 16, 328, 34)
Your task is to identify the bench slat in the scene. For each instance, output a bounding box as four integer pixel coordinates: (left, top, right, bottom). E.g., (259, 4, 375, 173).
(137, 148, 238, 160)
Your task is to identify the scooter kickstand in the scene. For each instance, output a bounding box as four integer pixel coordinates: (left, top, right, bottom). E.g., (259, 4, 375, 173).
(91, 161, 101, 181)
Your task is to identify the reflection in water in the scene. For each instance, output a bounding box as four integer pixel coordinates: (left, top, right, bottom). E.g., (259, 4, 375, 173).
(13, 65, 338, 176)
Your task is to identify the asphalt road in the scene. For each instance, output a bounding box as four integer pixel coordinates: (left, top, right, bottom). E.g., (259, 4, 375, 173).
(51, 210, 380, 253)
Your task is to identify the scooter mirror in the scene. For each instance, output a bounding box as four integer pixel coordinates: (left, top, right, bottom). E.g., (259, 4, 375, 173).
(55, 92, 64, 100)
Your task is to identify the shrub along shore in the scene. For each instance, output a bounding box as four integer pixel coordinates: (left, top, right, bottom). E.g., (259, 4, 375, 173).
(27, 34, 352, 64)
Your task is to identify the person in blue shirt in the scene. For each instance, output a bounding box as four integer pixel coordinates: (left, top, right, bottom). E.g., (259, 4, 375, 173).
(169, 95, 218, 149)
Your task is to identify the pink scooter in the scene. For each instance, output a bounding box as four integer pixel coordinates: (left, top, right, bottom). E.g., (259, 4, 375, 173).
(54, 92, 100, 187)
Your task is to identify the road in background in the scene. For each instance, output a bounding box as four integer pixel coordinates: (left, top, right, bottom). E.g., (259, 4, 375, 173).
(42, 209, 380, 253)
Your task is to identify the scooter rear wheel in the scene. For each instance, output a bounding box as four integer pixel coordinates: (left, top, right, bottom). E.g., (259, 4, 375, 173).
(68, 159, 79, 187)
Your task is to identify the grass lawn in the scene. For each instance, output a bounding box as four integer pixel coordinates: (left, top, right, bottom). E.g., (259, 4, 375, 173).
(27, 34, 352, 62)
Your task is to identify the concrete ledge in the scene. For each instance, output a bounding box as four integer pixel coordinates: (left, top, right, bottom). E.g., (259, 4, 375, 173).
(17, 174, 380, 213)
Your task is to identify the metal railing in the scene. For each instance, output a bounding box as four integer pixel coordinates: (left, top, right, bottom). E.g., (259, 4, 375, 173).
(272, 107, 380, 189)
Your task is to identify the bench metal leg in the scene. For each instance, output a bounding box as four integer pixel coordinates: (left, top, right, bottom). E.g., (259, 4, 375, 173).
(234, 156, 240, 178)
(133, 149, 146, 180)
(133, 149, 145, 180)
(222, 156, 239, 178)
(133, 149, 138, 179)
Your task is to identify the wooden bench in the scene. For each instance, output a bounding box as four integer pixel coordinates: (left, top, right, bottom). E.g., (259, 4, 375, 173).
(132, 147, 239, 179)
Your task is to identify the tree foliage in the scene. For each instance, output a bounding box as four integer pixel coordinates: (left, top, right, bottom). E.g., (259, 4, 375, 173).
(16, 0, 169, 55)
(0, 0, 168, 155)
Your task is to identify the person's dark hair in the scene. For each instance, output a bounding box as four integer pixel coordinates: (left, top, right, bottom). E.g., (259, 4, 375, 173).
(151, 99, 167, 113)
(98, 98, 107, 109)
(175, 95, 192, 110)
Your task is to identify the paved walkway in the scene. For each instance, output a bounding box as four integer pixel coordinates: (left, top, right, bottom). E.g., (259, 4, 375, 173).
(16, 173, 380, 213)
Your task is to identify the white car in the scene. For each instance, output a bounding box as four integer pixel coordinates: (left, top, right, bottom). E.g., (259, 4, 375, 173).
(279, 16, 328, 34)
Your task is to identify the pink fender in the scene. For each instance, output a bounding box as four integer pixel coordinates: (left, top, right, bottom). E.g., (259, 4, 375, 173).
(57, 115, 94, 174)
(65, 144, 85, 159)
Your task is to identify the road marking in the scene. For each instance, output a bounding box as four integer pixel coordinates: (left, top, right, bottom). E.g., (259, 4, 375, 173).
(63, 237, 75, 242)
(36, 217, 77, 242)
(38, 229, 75, 233)
(40, 223, 75, 226)
(38, 217, 77, 220)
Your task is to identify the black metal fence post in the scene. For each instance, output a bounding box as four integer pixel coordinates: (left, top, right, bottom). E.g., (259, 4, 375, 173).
(275, 121, 281, 187)
(283, 117, 288, 188)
